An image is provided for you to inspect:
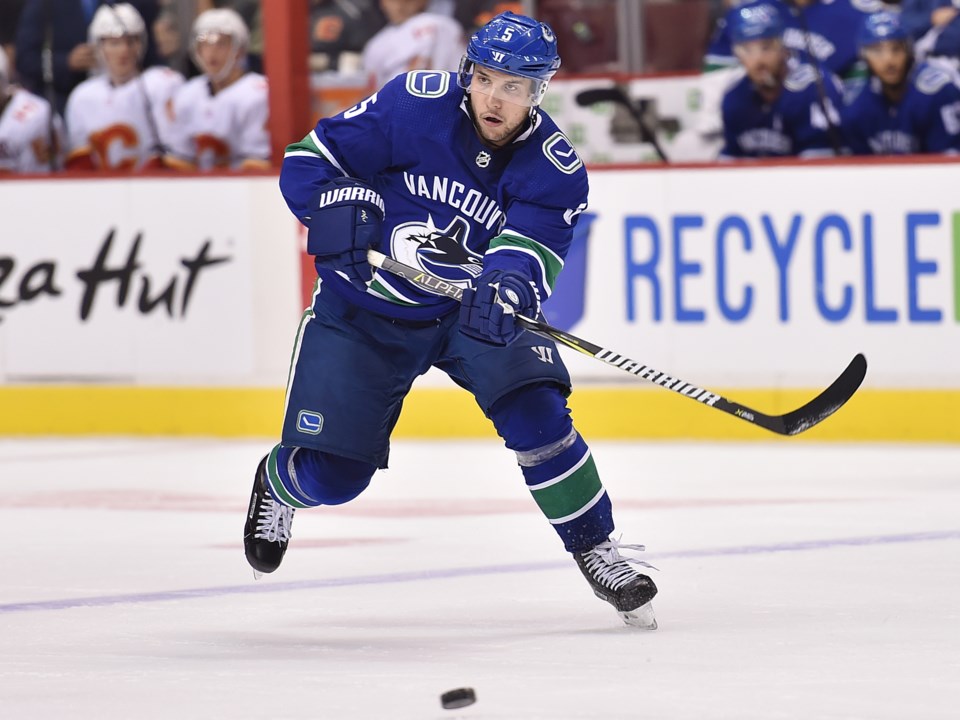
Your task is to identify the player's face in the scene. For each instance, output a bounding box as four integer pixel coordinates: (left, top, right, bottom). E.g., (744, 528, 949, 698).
(380, 0, 429, 25)
(735, 38, 786, 89)
(863, 41, 910, 86)
(99, 36, 141, 84)
(196, 34, 240, 79)
(468, 66, 534, 147)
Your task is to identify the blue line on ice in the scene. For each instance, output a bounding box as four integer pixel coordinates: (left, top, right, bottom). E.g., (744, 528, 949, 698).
(3, 530, 958, 614)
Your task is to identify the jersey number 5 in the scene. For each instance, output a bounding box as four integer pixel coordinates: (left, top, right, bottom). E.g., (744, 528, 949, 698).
(344, 92, 379, 119)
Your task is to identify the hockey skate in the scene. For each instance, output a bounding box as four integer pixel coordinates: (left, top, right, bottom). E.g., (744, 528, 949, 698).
(575, 538, 658, 630)
(243, 455, 295, 576)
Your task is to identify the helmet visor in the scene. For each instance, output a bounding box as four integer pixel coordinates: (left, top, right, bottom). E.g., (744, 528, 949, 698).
(191, 32, 244, 82)
(732, 37, 783, 60)
(861, 39, 909, 58)
(458, 58, 549, 107)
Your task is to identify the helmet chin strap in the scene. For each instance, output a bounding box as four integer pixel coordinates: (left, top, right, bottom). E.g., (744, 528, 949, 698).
(209, 50, 240, 85)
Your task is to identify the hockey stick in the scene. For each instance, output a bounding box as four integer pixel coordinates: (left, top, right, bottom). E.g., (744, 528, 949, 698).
(786, 1, 844, 156)
(104, 2, 170, 164)
(367, 250, 867, 436)
(576, 87, 670, 163)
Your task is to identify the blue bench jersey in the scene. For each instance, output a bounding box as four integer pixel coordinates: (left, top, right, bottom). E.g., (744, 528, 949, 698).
(705, 0, 883, 78)
(901, 0, 960, 59)
(280, 70, 590, 321)
(841, 62, 960, 154)
(720, 63, 845, 158)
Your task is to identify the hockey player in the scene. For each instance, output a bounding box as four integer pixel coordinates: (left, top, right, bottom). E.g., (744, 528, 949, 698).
(64, 4, 184, 171)
(243, 11, 659, 629)
(719, 2, 846, 158)
(842, 11, 960, 154)
(705, 0, 883, 84)
(900, 0, 960, 69)
(362, 0, 465, 87)
(165, 8, 270, 171)
(0, 47, 61, 173)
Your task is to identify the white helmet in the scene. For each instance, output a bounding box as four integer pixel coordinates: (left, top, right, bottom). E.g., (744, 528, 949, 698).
(190, 8, 250, 82)
(88, 3, 147, 44)
(192, 8, 250, 49)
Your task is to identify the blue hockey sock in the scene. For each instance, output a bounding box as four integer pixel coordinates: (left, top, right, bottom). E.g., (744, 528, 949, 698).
(489, 383, 614, 553)
(264, 444, 375, 509)
(519, 431, 613, 553)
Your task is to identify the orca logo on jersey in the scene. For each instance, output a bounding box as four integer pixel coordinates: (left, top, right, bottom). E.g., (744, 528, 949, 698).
(389, 215, 483, 287)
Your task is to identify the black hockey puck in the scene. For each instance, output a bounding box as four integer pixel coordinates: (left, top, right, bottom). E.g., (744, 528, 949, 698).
(440, 687, 476, 709)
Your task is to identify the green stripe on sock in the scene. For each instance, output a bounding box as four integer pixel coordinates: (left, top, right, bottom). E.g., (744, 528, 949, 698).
(529, 454, 603, 522)
(266, 445, 310, 509)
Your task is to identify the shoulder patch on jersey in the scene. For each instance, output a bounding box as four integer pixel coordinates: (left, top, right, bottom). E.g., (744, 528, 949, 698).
(851, 0, 883, 13)
(916, 66, 952, 95)
(541, 132, 583, 174)
(785, 64, 817, 92)
(405, 71, 451, 98)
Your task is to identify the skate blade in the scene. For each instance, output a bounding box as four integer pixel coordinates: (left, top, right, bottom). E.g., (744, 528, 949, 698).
(252, 569, 263, 581)
(619, 601, 657, 630)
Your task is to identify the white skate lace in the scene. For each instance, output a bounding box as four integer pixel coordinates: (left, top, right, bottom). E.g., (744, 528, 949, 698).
(582, 537, 655, 591)
(255, 494, 294, 543)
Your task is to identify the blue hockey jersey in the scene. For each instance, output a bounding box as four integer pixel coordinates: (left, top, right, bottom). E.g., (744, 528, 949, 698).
(841, 62, 960, 153)
(705, 0, 884, 78)
(900, 0, 960, 60)
(720, 63, 845, 158)
(280, 71, 589, 321)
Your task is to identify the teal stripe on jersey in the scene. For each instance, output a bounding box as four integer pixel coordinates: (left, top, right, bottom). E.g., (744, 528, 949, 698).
(488, 232, 564, 294)
(368, 277, 420, 306)
(283, 131, 325, 159)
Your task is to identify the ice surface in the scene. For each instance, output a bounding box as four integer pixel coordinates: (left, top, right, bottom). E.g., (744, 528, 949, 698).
(1, 438, 959, 719)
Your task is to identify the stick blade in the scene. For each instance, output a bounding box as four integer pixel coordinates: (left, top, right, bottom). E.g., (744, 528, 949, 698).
(575, 87, 629, 107)
(778, 353, 867, 435)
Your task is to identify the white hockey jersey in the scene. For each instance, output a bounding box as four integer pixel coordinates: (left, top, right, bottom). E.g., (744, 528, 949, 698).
(0, 88, 61, 173)
(167, 72, 270, 171)
(362, 13, 465, 88)
(65, 66, 184, 170)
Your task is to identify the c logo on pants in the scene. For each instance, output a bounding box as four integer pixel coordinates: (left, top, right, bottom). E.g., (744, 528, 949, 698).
(296, 410, 324, 435)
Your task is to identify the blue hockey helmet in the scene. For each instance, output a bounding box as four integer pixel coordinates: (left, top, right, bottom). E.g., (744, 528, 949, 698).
(457, 11, 560, 107)
(729, 2, 785, 45)
(858, 11, 909, 49)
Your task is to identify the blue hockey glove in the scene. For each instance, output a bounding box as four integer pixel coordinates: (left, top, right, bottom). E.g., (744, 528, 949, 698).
(305, 177, 385, 290)
(460, 270, 541, 346)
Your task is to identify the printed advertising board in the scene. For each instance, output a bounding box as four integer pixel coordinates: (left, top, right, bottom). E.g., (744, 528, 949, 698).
(544, 162, 960, 390)
(1, 162, 957, 440)
(0, 176, 300, 385)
